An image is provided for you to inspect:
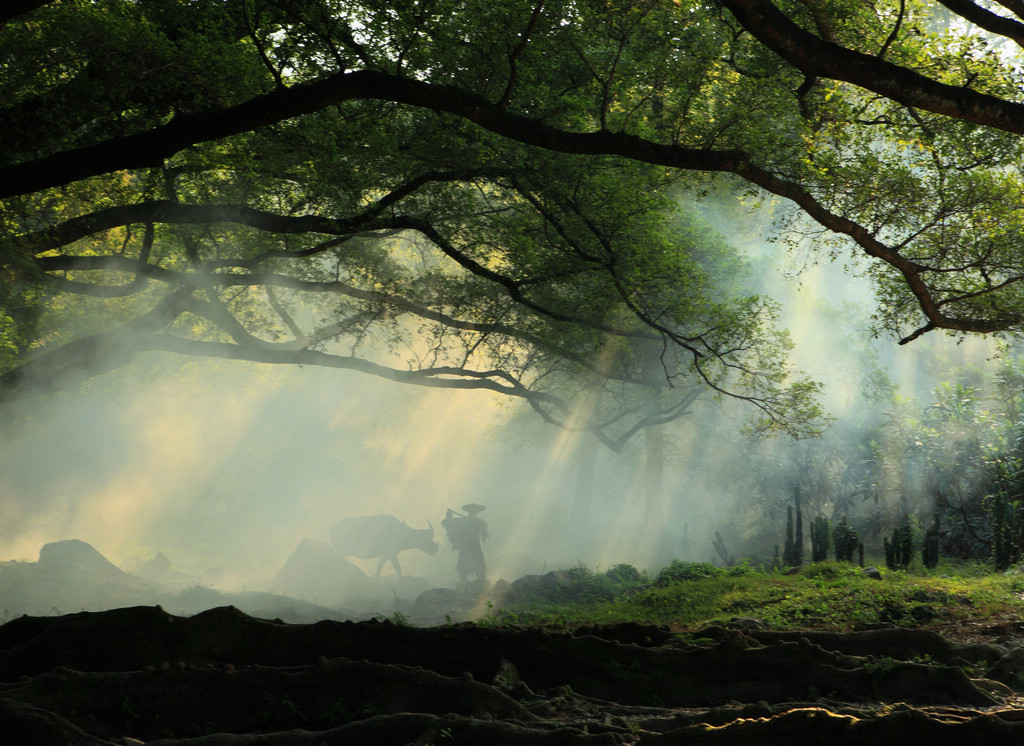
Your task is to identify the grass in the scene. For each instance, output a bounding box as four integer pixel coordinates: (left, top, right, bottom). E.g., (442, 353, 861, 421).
(482, 559, 1024, 639)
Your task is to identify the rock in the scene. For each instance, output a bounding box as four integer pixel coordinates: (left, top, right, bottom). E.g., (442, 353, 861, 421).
(861, 566, 883, 580)
(910, 604, 939, 621)
(37, 540, 125, 581)
(986, 646, 1024, 689)
(489, 578, 513, 605)
(508, 570, 572, 602)
(269, 538, 371, 603)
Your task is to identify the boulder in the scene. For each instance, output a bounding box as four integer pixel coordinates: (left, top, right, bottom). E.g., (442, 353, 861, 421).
(270, 538, 371, 604)
(37, 540, 125, 582)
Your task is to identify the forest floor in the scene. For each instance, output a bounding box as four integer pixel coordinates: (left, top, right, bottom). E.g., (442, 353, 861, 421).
(5, 561, 1024, 744)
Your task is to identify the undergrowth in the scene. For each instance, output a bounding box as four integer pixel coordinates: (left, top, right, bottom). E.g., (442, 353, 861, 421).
(481, 559, 1024, 635)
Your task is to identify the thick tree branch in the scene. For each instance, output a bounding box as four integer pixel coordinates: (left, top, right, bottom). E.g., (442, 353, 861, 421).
(35, 250, 662, 388)
(36, 254, 179, 280)
(28, 201, 667, 346)
(994, 0, 1024, 23)
(0, 287, 194, 399)
(0, 70, 745, 201)
(20, 167, 510, 256)
(22, 200, 397, 255)
(7, 63, 1016, 338)
(936, 0, 1024, 47)
(716, 0, 1024, 132)
(0, 327, 578, 415)
(728, 166, 1022, 340)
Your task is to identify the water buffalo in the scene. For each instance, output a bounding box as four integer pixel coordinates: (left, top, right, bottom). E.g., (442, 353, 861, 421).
(330, 514, 438, 577)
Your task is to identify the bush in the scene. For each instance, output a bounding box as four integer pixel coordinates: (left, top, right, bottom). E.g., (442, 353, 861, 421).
(653, 561, 723, 587)
(603, 563, 647, 585)
(512, 564, 647, 605)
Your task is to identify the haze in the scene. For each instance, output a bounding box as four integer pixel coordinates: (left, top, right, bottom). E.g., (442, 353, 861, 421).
(0, 204, 1000, 617)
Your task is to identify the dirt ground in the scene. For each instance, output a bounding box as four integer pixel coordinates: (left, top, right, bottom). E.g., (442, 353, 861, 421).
(3, 604, 1024, 745)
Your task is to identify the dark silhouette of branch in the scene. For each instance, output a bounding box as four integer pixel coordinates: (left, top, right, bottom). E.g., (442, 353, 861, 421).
(0, 69, 745, 200)
(718, 0, 1024, 131)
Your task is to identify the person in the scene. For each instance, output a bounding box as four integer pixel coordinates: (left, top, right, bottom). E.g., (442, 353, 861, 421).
(442, 503, 488, 586)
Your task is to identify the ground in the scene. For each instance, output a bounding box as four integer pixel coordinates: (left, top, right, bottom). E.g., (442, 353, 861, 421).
(3, 604, 1024, 744)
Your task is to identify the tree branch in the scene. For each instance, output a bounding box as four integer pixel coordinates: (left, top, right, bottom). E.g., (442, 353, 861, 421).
(0, 287, 194, 400)
(0, 328, 578, 414)
(717, 0, 1024, 131)
(936, 0, 1024, 47)
(0, 70, 745, 200)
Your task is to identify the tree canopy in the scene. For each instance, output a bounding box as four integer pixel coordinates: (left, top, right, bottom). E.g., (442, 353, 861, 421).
(31, 0, 1024, 440)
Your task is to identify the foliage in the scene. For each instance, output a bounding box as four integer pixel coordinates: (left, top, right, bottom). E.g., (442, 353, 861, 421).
(0, 0, 834, 444)
(510, 564, 649, 607)
(653, 561, 724, 586)
(743, 349, 1024, 568)
(5, 0, 1024, 349)
(603, 563, 648, 586)
(488, 559, 1024, 635)
(877, 354, 1024, 563)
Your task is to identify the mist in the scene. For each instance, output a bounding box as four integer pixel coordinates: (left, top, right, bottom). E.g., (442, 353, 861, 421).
(0, 193, 1010, 622)
(0, 353, 666, 590)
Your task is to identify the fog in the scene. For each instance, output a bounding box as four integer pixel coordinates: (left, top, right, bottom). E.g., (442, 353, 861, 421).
(0, 198, 1005, 621)
(0, 355, 674, 591)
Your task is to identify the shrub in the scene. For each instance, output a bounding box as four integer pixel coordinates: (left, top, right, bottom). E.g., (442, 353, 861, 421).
(653, 561, 723, 587)
(603, 563, 647, 585)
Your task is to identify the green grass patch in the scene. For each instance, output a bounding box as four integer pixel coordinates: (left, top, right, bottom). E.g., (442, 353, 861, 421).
(482, 560, 1024, 634)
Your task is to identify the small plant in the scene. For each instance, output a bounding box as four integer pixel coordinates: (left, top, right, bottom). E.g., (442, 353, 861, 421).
(371, 610, 413, 626)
